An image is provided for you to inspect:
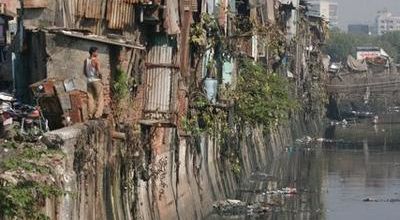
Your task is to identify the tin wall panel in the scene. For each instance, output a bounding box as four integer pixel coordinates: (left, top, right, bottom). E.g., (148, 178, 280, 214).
(144, 42, 174, 119)
(106, 0, 136, 29)
(74, 0, 137, 31)
(84, 0, 103, 19)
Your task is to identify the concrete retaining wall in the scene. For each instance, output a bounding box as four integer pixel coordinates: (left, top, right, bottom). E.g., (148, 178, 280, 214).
(42, 112, 321, 220)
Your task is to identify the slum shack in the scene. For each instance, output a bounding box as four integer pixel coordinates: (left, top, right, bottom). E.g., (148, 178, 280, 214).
(19, 28, 145, 129)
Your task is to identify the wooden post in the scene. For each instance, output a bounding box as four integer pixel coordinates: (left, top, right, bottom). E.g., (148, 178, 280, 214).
(179, 0, 193, 79)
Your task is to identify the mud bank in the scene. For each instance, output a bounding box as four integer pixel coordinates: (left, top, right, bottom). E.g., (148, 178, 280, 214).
(40, 113, 322, 220)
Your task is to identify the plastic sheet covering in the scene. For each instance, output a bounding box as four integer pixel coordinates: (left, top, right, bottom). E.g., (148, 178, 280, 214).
(204, 78, 218, 104)
(222, 59, 234, 85)
(347, 55, 368, 72)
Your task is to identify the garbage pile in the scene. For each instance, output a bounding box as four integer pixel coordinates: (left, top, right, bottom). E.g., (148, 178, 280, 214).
(213, 199, 271, 216)
(265, 187, 297, 195)
(0, 92, 48, 141)
(213, 187, 298, 216)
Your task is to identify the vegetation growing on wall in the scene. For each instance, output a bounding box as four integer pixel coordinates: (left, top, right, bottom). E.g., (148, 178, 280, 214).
(0, 143, 64, 220)
(187, 10, 294, 130)
(181, 93, 230, 137)
(113, 68, 130, 102)
(185, 5, 326, 180)
(234, 58, 297, 127)
(190, 13, 285, 59)
(112, 67, 134, 119)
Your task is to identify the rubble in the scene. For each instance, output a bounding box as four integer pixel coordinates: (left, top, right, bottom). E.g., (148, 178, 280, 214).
(213, 199, 272, 216)
(295, 136, 314, 144)
(213, 187, 298, 216)
(363, 198, 400, 203)
(265, 187, 297, 195)
(295, 136, 337, 145)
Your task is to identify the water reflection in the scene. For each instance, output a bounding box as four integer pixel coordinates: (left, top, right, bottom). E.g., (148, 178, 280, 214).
(208, 123, 400, 220)
(208, 143, 325, 220)
(323, 123, 400, 220)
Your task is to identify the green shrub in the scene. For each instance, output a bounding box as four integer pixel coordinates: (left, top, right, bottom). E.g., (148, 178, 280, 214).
(235, 58, 297, 127)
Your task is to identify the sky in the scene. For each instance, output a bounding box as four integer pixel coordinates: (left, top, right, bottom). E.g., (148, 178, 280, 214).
(334, 0, 400, 30)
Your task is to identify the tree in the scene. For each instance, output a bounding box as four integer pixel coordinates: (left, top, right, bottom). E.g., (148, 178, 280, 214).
(323, 29, 400, 63)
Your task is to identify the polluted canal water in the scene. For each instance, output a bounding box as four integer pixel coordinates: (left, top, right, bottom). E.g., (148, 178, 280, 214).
(208, 122, 400, 220)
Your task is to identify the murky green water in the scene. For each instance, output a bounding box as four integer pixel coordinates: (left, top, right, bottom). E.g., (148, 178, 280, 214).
(209, 123, 400, 220)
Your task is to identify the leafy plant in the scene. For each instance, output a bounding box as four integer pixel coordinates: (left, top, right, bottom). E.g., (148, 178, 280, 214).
(323, 29, 400, 62)
(181, 94, 230, 136)
(190, 13, 221, 52)
(234, 58, 297, 127)
(0, 181, 63, 220)
(0, 146, 64, 220)
(113, 68, 130, 101)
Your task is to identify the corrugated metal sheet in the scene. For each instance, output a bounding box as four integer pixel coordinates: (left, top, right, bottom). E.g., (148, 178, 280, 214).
(75, 0, 104, 19)
(144, 37, 176, 120)
(63, 0, 77, 28)
(85, 0, 103, 19)
(106, 0, 136, 29)
(73, 0, 137, 31)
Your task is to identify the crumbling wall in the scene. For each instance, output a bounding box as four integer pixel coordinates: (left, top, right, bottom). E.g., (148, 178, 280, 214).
(42, 121, 115, 220)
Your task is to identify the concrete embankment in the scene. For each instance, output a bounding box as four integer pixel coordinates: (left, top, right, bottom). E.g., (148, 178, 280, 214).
(40, 113, 321, 220)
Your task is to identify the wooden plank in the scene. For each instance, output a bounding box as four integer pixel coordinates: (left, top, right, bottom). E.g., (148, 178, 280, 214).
(54, 30, 146, 50)
(54, 81, 71, 111)
(112, 131, 126, 140)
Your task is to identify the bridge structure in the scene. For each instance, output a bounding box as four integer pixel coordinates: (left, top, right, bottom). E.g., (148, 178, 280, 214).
(327, 79, 400, 94)
(326, 70, 400, 119)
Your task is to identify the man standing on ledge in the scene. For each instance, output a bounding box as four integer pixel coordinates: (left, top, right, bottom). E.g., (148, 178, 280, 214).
(85, 47, 104, 119)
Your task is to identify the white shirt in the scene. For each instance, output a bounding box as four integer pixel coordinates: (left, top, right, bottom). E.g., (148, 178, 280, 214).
(85, 58, 100, 83)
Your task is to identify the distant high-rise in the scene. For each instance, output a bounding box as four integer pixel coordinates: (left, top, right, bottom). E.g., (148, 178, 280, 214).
(308, 0, 338, 28)
(375, 9, 400, 35)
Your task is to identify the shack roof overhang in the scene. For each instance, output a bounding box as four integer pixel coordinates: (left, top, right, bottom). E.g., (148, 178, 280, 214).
(33, 28, 146, 50)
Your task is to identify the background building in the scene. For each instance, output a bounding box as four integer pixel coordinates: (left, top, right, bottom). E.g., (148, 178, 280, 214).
(308, 0, 339, 28)
(348, 24, 370, 35)
(376, 9, 400, 35)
